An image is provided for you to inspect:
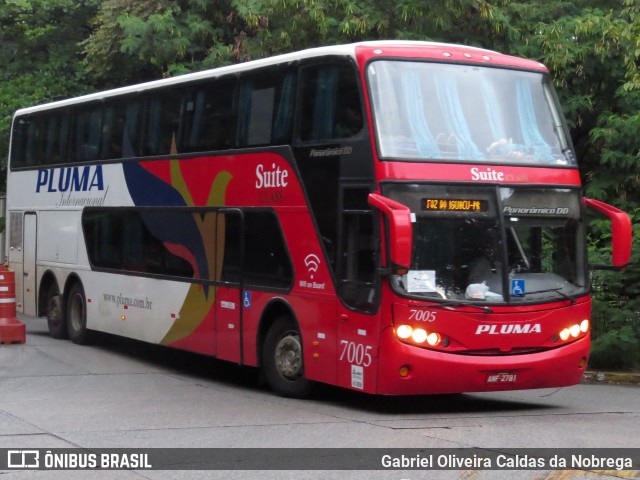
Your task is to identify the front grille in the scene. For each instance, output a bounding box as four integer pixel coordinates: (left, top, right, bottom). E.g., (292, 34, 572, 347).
(458, 347, 549, 356)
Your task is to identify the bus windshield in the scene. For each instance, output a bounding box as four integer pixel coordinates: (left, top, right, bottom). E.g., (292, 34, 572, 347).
(383, 185, 587, 304)
(368, 60, 575, 165)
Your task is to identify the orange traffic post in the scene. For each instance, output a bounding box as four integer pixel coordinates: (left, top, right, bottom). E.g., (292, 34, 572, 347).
(0, 265, 26, 345)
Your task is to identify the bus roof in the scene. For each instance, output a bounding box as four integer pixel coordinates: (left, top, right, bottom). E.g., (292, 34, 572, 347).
(14, 41, 547, 116)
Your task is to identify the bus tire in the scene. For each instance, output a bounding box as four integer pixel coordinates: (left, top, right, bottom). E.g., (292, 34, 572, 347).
(263, 316, 314, 398)
(46, 288, 67, 339)
(67, 282, 91, 345)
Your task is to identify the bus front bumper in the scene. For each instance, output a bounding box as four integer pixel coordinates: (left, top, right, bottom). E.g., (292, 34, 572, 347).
(375, 330, 590, 395)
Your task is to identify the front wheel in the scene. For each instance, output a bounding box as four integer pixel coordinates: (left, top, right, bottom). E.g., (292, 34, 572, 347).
(263, 317, 314, 398)
(67, 282, 91, 345)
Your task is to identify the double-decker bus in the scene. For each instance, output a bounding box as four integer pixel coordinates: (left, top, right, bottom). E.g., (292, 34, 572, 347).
(6, 41, 631, 397)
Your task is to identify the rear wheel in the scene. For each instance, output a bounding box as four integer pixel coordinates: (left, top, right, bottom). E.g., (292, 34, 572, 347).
(46, 285, 67, 339)
(67, 282, 91, 345)
(263, 316, 314, 398)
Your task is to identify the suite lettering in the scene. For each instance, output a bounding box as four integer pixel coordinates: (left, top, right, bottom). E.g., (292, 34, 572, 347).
(470, 167, 530, 183)
(255, 163, 288, 188)
(470, 167, 504, 181)
(255, 163, 288, 204)
(36, 166, 104, 193)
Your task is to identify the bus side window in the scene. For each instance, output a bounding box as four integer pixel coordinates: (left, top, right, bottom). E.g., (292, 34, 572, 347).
(43, 112, 70, 165)
(83, 209, 195, 278)
(181, 78, 235, 153)
(83, 210, 123, 269)
(243, 211, 293, 289)
(100, 103, 129, 160)
(74, 104, 103, 162)
(141, 90, 183, 156)
(219, 212, 242, 284)
(299, 63, 363, 142)
(24, 116, 46, 167)
(10, 117, 31, 168)
(236, 68, 296, 147)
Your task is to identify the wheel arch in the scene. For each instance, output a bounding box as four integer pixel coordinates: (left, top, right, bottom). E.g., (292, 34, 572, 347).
(62, 273, 84, 304)
(255, 297, 298, 368)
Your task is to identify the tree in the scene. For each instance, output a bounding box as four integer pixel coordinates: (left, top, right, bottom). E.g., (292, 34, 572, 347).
(0, 0, 99, 190)
(529, 0, 640, 367)
(83, 0, 240, 86)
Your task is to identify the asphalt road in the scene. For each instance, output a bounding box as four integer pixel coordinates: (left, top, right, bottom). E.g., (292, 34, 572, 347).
(1, 314, 638, 479)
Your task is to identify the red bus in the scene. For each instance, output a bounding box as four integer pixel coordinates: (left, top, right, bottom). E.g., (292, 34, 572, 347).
(6, 41, 631, 397)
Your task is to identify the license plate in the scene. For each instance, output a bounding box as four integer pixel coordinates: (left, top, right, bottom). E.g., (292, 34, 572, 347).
(486, 372, 518, 384)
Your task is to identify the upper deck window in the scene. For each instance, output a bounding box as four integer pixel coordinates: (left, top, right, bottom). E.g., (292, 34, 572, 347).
(368, 60, 575, 166)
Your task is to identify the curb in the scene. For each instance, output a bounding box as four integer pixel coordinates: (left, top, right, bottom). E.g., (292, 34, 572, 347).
(582, 371, 640, 386)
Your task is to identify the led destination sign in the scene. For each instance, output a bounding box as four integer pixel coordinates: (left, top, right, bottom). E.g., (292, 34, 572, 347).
(422, 198, 489, 212)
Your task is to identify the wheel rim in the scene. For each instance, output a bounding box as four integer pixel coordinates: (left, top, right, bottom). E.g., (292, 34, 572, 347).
(69, 293, 85, 332)
(274, 333, 303, 380)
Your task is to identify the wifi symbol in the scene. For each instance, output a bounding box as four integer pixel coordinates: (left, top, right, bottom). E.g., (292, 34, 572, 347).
(304, 254, 321, 274)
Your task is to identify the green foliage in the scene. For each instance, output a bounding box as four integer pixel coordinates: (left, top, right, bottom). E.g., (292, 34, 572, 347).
(589, 213, 640, 370)
(524, 1, 639, 371)
(0, 0, 98, 191)
(83, 0, 237, 84)
(589, 325, 640, 370)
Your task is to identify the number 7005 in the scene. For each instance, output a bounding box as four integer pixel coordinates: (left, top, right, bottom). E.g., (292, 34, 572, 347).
(339, 340, 373, 367)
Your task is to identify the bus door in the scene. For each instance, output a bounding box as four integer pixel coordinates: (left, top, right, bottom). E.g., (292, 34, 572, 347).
(214, 210, 244, 364)
(8, 212, 37, 315)
(22, 213, 38, 315)
(336, 186, 380, 392)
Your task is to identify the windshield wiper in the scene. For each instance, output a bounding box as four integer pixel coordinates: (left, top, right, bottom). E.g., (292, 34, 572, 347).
(431, 300, 493, 314)
(519, 287, 576, 304)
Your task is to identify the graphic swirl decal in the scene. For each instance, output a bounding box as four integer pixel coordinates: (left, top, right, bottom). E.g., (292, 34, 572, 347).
(122, 142, 233, 349)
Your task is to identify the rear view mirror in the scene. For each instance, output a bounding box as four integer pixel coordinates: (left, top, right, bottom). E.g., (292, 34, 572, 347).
(368, 193, 412, 270)
(584, 198, 632, 269)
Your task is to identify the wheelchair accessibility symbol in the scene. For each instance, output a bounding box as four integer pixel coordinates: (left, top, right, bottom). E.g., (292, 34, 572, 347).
(243, 291, 252, 309)
(511, 279, 525, 297)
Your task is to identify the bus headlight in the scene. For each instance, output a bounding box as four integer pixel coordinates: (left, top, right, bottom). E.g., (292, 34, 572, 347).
(580, 319, 589, 333)
(396, 324, 413, 339)
(426, 332, 441, 346)
(396, 325, 442, 347)
(569, 324, 580, 338)
(558, 320, 589, 342)
(411, 328, 427, 343)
